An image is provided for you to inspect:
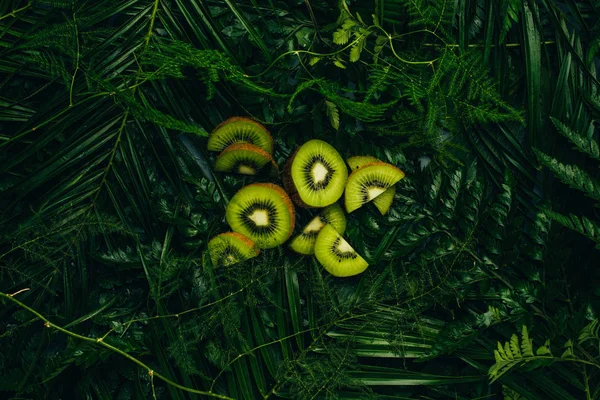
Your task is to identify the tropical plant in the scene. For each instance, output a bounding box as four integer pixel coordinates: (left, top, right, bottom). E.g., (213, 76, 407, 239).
(1, 0, 599, 399)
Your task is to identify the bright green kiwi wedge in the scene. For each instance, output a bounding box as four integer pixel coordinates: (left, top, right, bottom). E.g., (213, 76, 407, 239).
(314, 224, 368, 277)
(346, 156, 379, 171)
(284, 139, 348, 208)
(226, 183, 295, 249)
(214, 143, 276, 175)
(208, 232, 260, 267)
(288, 203, 346, 255)
(208, 117, 273, 154)
(346, 156, 396, 215)
(344, 162, 405, 213)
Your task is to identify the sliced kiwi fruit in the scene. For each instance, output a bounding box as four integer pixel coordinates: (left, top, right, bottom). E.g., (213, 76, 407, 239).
(346, 155, 379, 171)
(208, 117, 273, 154)
(226, 183, 295, 249)
(346, 156, 396, 215)
(344, 162, 405, 213)
(214, 143, 276, 175)
(288, 203, 347, 255)
(284, 139, 348, 208)
(314, 224, 368, 277)
(208, 232, 260, 267)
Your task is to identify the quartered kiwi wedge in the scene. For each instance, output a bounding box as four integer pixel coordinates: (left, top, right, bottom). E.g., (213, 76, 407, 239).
(344, 162, 405, 213)
(214, 143, 276, 175)
(284, 139, 348, 208)
(314, 224, 368, 277)
(289, 203, 346, 255)
(208, 232, 260, 267)
(208, 117, 273, 154)
(346, 156, 396, 215)
(226, 183, 295, 249)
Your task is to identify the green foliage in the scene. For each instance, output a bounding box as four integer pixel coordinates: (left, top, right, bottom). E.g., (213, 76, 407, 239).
(1, 0, 599, 399)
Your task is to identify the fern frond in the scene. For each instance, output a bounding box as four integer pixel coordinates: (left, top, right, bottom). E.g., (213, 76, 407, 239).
(544, 209, 600, 247)
(535, 150, 600, 202)
(550, 117, 600, 161)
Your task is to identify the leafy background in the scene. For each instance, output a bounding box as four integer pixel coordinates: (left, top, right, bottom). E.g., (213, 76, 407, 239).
(1, 0, 600, 399)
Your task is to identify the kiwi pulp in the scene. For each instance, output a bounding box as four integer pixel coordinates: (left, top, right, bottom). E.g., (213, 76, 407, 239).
(314, 224, 368, 277)
(208, 117, 273, 154)
(288, 203, 346, 255)
(215, 143, 276, 175)
(208, 232, 260, 267)
(344, 162, 404, 213)
(285, 139, 347, 208)
(226, 183, 295, 249)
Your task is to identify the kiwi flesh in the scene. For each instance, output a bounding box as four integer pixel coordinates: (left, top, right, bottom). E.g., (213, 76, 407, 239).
(226, 183, 295, 249)
(214, 143, 276, 175)
(288, 203, 347, 255)
(344, 162, 405, 213)
(208, 117, 273, 154)
(314, 224, 368, 277)
(208, 232, 260, 267)
(284, 139, 348, 208)
(346, 156, 396, 215)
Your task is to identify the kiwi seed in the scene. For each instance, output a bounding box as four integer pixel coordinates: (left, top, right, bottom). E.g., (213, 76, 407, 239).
(208, 117, 273, 154)
(226, 183, 295, 249)
(288, 203, 347, 255)
(344, 162, 405, 213)
(346, 156, 396, 215)
(314, 224, 368, 277)
(284, 139, 348, 208)
(208, 232, 260, 267)
(214, 143, 276, 175)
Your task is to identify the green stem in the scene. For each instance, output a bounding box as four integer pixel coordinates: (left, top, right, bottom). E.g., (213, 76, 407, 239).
(0, 292, 233, 400)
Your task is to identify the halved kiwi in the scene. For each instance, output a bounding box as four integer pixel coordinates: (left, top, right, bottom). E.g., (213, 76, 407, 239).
(208, 117, 273, 154)
(284, 139, 348, 208)
(314, 224, 368, 277)
(288, 203, 347, 255)
(346, 156, 396, 215)
(214, 143, 276, 175)
(344, 162, 405, 213)
(226, 183, 295, 249)
(208, 232, 260, 267)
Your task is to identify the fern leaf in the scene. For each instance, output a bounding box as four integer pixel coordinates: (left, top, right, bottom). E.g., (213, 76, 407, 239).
(550, 117, 600, 161)
(535, 339, 552, 356)
(325, 100, 340, 130)
(535, 149, 600, 201)
(520, 325, 534, 357)
(544, 209, 600, 246)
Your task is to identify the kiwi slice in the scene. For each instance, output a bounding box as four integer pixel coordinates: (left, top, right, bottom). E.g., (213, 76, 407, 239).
(344, 162, 405, 213)
(208, 232, 260, 267)
(346, 156, 379, 171)
(226, 183, 295, 249)
(208, 117, 273, 154)
(314, 224, 368, 277)
(214, 143, 276, 175)
(284, 139, 348, 208)
(346, 156, 396, 215)
(289, 203, 347, 255)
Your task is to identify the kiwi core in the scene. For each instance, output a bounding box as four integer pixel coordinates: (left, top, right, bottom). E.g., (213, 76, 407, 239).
(304, 217, 326, 233)
(333, 237, 358, 260)
(248, 210, 269, 226)
(367, 187, 386, 201)
(312, 162, 329, 183)
(238, 165, 256, 175)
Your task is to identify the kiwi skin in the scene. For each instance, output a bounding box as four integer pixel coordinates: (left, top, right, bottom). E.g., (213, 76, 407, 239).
(208, 117, 274, 154)
(283, 148, 312, 207)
